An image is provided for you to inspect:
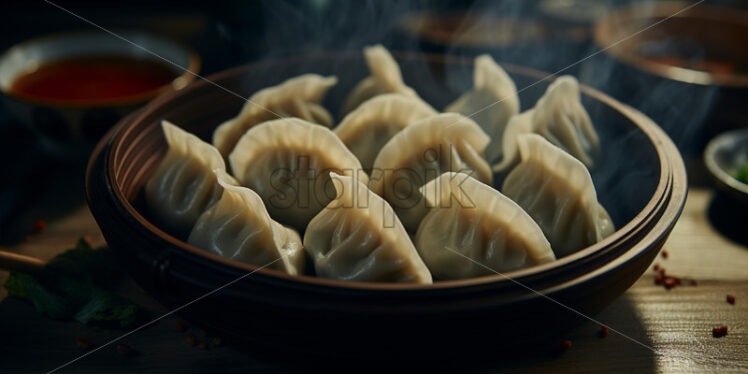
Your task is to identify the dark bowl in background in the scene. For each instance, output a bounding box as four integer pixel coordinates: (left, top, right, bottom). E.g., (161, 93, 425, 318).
(594, 1, 748, 185)
(86, 52, 687, 357)
(397, 12, 550, 50)
(705, 128, 748, 207)
(392, 2, 608, 76)
(0, 30, 200, 159)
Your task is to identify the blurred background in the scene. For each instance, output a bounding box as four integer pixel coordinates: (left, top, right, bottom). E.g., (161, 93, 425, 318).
(1, 0, 747, 244)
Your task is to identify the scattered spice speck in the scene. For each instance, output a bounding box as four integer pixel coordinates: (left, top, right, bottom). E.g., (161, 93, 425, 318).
(199, 342, 208, 350)
(712, 326, 728, 338)
(652, 267, 693, 290)
(598, 326, 609, 338)
(727, 295, 736, 305)
(76, 337, 92, 349)
(116, 343, 138, 357)
(560, 340, 572, 349)
(661, 250, 668, 259)
(32, 220, 47, 233)
(690, 279, 698, 286)
(176, 321, 186, 332)
(186, 333, 196, 346)
(653, 264, 660, 272)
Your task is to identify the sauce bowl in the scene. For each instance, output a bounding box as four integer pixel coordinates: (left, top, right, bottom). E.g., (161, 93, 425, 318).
(0, 31, 200, 158)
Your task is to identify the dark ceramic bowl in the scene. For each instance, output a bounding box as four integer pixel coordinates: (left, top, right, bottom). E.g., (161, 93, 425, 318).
(397, 12, 550, 49)
(86, 52, 687, 356)
(393, 4, 609, 77)
(0, 31, 200, 159)
(594, 1, 748, 184)
(393, 11, 590, 76)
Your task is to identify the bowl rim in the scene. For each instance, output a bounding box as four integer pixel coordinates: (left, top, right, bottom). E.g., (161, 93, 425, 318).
(593, 1, 748, 88)
(94, 51, 684, 291)
(0, 29, 201, 108)
(397, 12, 549, 48)
(704, 128, 748, 195)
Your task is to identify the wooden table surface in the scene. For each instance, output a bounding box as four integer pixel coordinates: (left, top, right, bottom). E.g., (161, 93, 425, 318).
(1, 188, 746, 373)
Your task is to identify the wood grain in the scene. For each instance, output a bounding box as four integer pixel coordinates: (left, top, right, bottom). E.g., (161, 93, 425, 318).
(0, 188, 746, 373)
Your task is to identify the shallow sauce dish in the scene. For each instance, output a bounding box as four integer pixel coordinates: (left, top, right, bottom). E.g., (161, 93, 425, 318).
(86, 52, 687, 355)
(0, 31, 200, 157)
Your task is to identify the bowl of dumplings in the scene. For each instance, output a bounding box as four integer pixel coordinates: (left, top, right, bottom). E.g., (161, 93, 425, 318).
(86, 46, 687, 355)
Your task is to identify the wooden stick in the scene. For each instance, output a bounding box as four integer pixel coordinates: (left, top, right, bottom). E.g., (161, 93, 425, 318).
(0, 251, 46, 273)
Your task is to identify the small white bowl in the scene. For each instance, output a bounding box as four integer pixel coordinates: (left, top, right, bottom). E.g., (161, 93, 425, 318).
(705, 128, 748, 206)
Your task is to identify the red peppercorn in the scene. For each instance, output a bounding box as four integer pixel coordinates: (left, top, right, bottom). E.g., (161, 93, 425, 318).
(176, 321, 186, 332)
(663, 277, 678, 289)
(690, 279, 698, 286)
(661, 250, 668, 259)
(560, 340, 572, 349)
(727, 295, 736, 305)
(32, 220, 47, 233)
(76, 337, 91, 349)
(654, 274, 664, 285)
(712, 326, 728, 338)
(653, 264, 660, 271)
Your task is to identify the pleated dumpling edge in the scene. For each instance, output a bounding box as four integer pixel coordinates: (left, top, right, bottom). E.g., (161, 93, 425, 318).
(304, 172, 432, 284)
(188, 169, 305, 276)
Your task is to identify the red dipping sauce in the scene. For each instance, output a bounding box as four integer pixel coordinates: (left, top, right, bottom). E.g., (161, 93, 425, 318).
(9, 55, 179, 105)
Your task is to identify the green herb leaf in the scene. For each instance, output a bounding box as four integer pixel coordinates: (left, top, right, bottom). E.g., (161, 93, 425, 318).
(74, 289, 141, 327)
(4, 271, 28, 298)
(735, 162, 748, 185)
(3, 238, 143, 328)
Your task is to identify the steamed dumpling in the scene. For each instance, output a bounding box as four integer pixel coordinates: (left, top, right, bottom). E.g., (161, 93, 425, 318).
(341, 44, 424, 115)
(369, 113, 492, 232)
(502, 134, 614, 258)
(145, 120, 226, 238)
(213, 74, 337, 157)
(304, 172, 432, 284)
(334, 93, 437, 170)
(229, 118, 367, 231)
(416, 172, 555, 280)
(494, 75, 599, 171)
(445, 55, 519, 163)
(188, 169, 304, 275)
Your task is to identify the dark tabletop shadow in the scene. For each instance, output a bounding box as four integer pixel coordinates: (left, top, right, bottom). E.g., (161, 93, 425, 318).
(0, 256, 657, 374)
(0, 118, 89, 245)
(706, 192, 748, 248)
(208, 292, 658, 374)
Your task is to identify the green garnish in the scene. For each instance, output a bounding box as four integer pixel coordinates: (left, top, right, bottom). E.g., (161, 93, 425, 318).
(4, 238, 143, 328)
(734, 162, 748, 185)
